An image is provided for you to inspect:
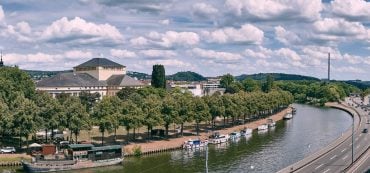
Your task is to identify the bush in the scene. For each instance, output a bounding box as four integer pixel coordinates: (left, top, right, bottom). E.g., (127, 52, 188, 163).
(133, 145, 142, 157)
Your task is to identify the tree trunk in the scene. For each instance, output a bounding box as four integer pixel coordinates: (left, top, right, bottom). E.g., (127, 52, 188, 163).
(133, 128, 136, 141)
(196, 122, 200, 136)
(45, 129, 48, 143)
(223, 116, 226, 127)
(114, 128, 117, 142)
(101, 130, 104, 146)
(75, 131, 78, 144)
(180, 123, 184, 137)
(165, 124, 169, 138)
(70, 131, 73, 143)
(19, 133, 22, 149)
(147, 126, 150, 141)
(126, 128, 130, 142)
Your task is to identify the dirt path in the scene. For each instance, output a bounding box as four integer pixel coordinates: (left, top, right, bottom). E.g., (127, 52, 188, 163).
(124, 107, 292, 155)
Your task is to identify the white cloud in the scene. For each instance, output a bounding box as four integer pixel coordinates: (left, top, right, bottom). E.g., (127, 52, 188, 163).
(192, 3, 218, 17)
(64, 50, 93, 59)
(330, 0, 370, 21)
(0, 5, 4, 22)
(130, 36, 149, 46)
(225, 0, 322, 21)
(140, 49, 177, 58)
(146, 31, 200, 47)
(334, 66, 365, 74)
(202, 24, 264, 44)
(110, 49, 137, 58)
(144, 59, 192, 67)
(159, 19, 170, 25)
(244, 46, 304, 67)
(313, 18, 367, 37)
(274, 26, 301, 46)
(40, 17, 123, 45)
(192, 48, 242, 62)
(1, 21, 33, 42)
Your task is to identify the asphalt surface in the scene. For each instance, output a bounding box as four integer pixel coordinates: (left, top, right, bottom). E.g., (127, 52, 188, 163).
(294, 97, 370, 173)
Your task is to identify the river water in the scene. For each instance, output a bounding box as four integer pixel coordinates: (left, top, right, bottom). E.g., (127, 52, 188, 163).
(4, 104, 352, 173)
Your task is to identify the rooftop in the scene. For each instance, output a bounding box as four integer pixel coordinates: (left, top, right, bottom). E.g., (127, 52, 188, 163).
(74, 58, 125, 68)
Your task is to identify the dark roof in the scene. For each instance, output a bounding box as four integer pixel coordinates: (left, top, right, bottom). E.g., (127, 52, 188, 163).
(36, 72, 106, 87)
(74, 58, 125, 68)
(68, 144, 94, 149)
(107, 75, 144, 86)
(90, 145, 122, 151)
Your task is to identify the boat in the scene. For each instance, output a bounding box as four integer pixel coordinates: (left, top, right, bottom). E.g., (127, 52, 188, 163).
(240, 128, 253, 136)
(284, 113, 293, 120)
(183, 139, 208, 149)
(257, 124, 268, 131)
(292, 107, 297, 114)
(209, 132, 230, 144)
(267, 119, 276, 127)
(229, 132, 241, 140)
(22, 144, 123, 173)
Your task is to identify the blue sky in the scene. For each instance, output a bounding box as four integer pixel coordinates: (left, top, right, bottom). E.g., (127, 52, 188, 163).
(0, 0, 369, 80)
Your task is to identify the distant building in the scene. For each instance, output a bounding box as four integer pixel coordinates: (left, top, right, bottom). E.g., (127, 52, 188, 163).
(168, 80, 225, 97)
(168, 82, 203, 96)
(36, 58, 144, 99)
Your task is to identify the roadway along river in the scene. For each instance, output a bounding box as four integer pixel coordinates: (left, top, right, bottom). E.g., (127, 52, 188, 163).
(2, 104, 352, 173)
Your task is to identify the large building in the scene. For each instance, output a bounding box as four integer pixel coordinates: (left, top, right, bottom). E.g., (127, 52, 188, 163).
(36, 58, 144, 98)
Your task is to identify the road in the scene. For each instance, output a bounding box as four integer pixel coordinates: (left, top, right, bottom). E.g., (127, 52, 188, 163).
(279, 97, 370, 173)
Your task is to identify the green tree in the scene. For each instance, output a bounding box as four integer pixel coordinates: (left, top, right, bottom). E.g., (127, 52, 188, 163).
(11, 95, 39, 148)
(220, 74, 234, 89)
(262, 74, 274, 93)
(242, 78, 261, 92)
(0, 100, 12, 146)
(151, 64, 166, 88)
(35, 92, 64, 143)
(142, 95, 162, 140)
(0, 67, 36, 102)
(117, 87, 137, 101)
(79, 91, 100, 112)
(204, 94, 224, 130)
(121, 99, 144, 141)
(161, 95, 179, 138)
(64, 97, 90, 143)
(92, 96, 117, 145)
(193, 97, 210, 136)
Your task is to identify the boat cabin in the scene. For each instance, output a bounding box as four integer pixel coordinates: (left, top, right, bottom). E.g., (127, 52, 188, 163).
(67, 144, 122, 161)
(67, 144, 94, 160)
(88, 145, 122, 161)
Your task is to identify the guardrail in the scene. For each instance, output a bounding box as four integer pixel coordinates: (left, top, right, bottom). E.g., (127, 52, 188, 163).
(277, 103, 361, 173)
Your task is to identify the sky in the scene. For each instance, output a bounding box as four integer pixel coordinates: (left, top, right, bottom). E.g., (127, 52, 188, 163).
(0, 0, 369, 80)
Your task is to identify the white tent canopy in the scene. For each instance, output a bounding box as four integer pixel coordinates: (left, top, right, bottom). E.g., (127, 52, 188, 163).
(29, 143, 42, 148)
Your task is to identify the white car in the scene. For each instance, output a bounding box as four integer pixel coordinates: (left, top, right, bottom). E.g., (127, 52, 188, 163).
(1, 147, 15, 154)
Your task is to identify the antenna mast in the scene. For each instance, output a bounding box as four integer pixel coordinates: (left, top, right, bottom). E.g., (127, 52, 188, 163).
(328, 52, 330, 81)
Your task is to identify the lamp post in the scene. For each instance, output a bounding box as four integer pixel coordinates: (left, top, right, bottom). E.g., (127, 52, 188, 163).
(352, 112, 354, 164)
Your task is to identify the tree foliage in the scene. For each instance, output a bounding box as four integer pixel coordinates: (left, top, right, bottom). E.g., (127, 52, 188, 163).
(151, 64, 166, 88)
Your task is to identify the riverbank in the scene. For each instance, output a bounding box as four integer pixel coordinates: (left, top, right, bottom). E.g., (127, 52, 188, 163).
(124, 107, 292, 156)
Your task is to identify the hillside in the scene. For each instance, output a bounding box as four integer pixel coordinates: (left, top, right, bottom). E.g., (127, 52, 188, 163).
(167, 71, 207, 81)
(126, 71, 151, 80)
(24, 70, 72, 80)
(235, 73, 320, 81)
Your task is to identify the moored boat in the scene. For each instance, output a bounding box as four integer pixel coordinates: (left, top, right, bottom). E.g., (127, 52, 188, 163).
(240, 128, 253, 136)
(183, 139, 208, 149)
(229, 132, 241, 140)
(209, 132, 230, 144)
(257, 124, 268, 131)
(22, 144, 123, 173)
(267, 119, 276, 127)
(284, 113, 293, 120)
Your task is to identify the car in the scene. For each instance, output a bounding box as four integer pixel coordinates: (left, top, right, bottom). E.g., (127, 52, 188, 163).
(362, 129, 368, 133)
(1, 147, 15, 154)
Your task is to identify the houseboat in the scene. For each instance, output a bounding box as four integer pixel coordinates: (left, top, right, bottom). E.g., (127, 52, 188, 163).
(183, 139, 208, 149)
(22, 144, 123, 172)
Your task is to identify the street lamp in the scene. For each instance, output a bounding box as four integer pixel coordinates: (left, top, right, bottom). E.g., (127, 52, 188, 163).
(352, 112, 354, 164)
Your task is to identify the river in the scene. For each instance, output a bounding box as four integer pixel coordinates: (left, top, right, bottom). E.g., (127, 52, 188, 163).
(3, 104, 352, 173)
